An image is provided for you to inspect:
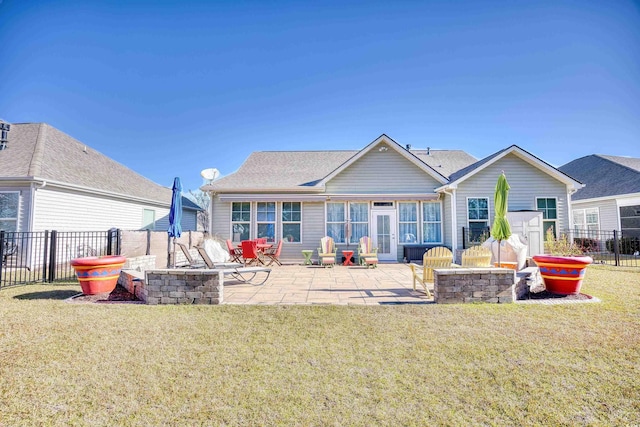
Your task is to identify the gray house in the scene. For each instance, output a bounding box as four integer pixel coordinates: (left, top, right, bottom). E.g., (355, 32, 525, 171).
(203, 134, 582, 262)
(0, 122, 201, 234)
(560, 154, 640, 239)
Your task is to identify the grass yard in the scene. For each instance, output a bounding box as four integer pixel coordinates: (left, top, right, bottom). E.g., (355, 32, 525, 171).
(1, 265, 639, 426)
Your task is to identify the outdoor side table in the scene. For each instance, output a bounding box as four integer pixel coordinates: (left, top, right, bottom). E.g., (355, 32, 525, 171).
(342, 250, 354, 266)
(302, 250, 314, 265)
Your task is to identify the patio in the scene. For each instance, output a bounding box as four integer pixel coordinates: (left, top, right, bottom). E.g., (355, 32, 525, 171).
(222, 263, 430, 305)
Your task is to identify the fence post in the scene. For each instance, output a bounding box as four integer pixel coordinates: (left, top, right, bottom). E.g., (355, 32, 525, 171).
(613, 230, 620, 267)
(146, 229, 151, 255)
(0, 230, 5, 286)
(462, 227, 467, 249)
(48, 230, 57, 282)
(42, 231, 49, 282)
(116, 229, 122, 255)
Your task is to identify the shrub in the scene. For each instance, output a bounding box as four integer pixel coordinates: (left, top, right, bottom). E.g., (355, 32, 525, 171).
(573, 237, 599, 252)
(606, 237, 640, 255)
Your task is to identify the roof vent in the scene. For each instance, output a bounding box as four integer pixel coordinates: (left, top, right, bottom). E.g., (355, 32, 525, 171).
(0, 121, 10, 151)
(406, 144, 411, 150)
(426, 147, 430, 155)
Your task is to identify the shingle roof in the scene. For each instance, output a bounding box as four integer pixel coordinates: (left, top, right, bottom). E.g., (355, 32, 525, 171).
(559, 154, 640, 200)
(0, 123, 199, 208)
(209, 148, 477, 192)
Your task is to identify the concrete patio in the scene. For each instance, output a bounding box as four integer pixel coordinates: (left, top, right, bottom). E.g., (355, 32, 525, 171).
(222, 263, 431, 305)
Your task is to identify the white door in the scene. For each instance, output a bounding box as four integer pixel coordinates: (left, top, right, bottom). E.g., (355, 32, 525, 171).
(371, 210, 397, 261)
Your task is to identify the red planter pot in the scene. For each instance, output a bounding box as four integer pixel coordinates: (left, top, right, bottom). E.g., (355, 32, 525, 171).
(70, 255, 126, 295)
(532, 254, 593, 295)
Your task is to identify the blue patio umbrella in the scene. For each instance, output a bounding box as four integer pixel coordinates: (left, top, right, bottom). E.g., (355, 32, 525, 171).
(168, 177, 182, 267)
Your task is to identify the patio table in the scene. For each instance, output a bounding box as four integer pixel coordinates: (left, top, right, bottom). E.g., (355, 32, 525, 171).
(302, 250, 313, 265)
(342, 250, 354, 266)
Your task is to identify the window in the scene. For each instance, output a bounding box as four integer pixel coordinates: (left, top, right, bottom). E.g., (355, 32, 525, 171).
(0, 192, 19, 232)
(399, 203, 418, 243)
(468, 197, 489, 241)
(573, 208, 599, 236)
(256, 202, 276, 242)
(326, 202, 346, 243)
(620, 205, 640, 239)
(282, 202, 301, 243)
(537, 198, 557, 240)
(142, 209, 156, 230)
(423, 202, 442, 243)
(349, 203, 368, 243)
(231, 202, 251, 241)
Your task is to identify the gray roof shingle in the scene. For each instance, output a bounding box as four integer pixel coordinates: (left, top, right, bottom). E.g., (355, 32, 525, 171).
(210, 148, 477, 192)
(559, 154, 640, 200)
(0, 123, 198, 208)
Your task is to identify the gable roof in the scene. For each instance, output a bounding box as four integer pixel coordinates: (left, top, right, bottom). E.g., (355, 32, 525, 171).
(0, 123, 199, 209)
(205, 135, 477, 193)
(440, 145, 583, 191)
(559, 154, 640, 201)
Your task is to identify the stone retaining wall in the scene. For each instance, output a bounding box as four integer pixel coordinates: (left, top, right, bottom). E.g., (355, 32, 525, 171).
(118, 268, 224, 305)
(123, 255, 156, 272)
(144, 269, 223, 305)
(434, 268, 516, 304)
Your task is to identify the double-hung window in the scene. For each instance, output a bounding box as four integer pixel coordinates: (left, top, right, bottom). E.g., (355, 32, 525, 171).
(256, 202, 276, 242)
(282, 202, 301, 242)
(231, 202, 251, 242)
(326, 203, 346, 243)
(398, 203, 418, 243)
(0, 192, 19, 232)
(573, 208, 599, 237)
(467, 197, 489, 242)
(349, 203, 368, 244)
(537, 198, 557, 240)
(423, 202, 442, 243)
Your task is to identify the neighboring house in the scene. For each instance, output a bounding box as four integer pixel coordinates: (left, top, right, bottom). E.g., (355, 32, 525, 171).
(559, 154, 640, 239)
(202, 134, 582, 262)
(0, 122, 201, 234)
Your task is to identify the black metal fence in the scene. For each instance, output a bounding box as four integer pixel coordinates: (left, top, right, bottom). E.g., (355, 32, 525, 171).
(0, 229, 121, 288)
(565, 229, 639, 268)
(461, 226, 640, 268)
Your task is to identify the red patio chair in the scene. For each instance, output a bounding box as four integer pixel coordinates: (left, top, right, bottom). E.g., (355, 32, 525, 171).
(226, 239, 243, 263)
(241, 240, 265, 266)
(264, 240, 283, 266)
(255, 238, 267, 245)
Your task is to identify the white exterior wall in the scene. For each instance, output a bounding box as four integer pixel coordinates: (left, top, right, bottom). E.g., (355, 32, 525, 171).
(326, 148, 442, 193)
(454, 154, 571, 249)
(32, 188, 172, 232)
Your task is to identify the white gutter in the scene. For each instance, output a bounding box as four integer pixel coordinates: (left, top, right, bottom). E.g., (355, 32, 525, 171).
(217, 193, 440, 203)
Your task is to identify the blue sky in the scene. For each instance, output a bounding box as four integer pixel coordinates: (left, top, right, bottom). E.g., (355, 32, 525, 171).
(1, 0, 639, 193)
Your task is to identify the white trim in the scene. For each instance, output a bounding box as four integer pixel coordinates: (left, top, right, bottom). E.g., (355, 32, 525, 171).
(466, 196, 491, 234)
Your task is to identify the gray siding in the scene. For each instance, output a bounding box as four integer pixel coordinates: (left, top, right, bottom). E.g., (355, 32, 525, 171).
(454, 154, 570, 249)
(210, 196, 232, 238)
(326, 148, 441, 193)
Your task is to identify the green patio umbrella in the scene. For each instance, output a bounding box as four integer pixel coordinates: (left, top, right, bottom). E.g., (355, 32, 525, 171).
(491, 172, 512, 266)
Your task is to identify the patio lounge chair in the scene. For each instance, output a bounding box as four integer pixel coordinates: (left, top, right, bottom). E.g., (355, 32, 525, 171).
(263, 240, 283, 266)
(195, 244, 271, 285)
(175, 242, 206, 268)
(409, 246, 455, 297)
(317, 236, 337, 267)
(457, 245, 492, 267)
(226, 239, 243, 263)
(357, 236, 378, 268)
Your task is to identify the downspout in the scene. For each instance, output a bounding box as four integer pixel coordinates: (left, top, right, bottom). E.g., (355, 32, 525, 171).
(441, 184, 458, 251)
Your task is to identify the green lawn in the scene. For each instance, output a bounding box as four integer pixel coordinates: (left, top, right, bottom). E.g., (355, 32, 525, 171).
(1, 265, 638, 426)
